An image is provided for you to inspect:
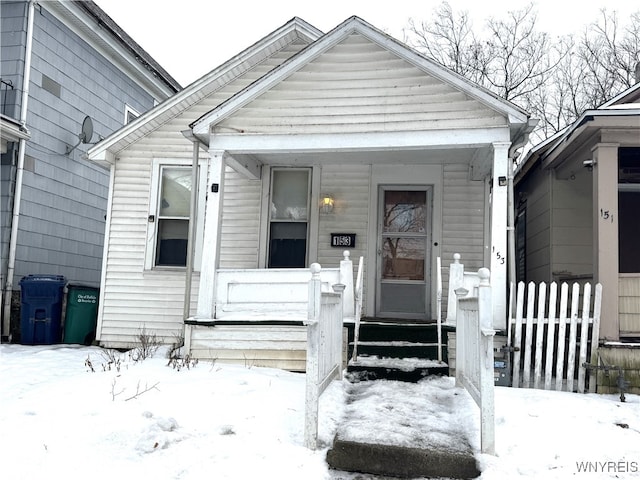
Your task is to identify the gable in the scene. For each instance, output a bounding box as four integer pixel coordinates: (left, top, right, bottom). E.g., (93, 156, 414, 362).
(87, 17, 323, 165)
(214, 34, 507, 135)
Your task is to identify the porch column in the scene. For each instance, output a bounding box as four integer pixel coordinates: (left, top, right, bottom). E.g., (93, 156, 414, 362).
(196, 150, 226, 319)
(592, 143, 619, 341)
(491, 142, 510, 330)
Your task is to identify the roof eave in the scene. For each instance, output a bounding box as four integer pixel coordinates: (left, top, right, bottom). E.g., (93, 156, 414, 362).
(541, 109, 640, 169)
(88, 17, 323, 161)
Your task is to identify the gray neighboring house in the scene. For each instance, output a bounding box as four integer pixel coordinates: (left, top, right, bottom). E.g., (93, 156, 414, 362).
(514, 81, 640, 393)
(1, 0, 181, 340)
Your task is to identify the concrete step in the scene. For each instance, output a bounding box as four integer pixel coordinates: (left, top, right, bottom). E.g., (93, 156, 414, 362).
(327, 438, 480, 479)
(326, 378, 480, 479)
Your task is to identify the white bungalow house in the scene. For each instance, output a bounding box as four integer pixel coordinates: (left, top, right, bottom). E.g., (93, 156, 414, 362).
(87, 16, 535, 370)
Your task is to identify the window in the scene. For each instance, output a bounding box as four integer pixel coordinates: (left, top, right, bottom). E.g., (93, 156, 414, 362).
(156, 167, 191, 266)
(147, 160, 206, 270)
(124, 105, 140, 124)
(619, 147, 640, 273)
(41, 74, 61, 98)
(268, 168, 310, 268)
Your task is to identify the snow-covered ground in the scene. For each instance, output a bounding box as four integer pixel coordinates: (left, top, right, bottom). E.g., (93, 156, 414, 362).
(1, 344, 638, 479)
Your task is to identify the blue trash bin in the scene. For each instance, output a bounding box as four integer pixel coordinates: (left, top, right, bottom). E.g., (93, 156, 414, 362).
(19, 275, 66, 345)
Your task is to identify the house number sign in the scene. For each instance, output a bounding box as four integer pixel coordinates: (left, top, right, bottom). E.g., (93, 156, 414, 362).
(331, 233, 356, 248)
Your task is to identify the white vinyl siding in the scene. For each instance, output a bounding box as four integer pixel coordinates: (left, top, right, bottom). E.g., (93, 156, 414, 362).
(219, 166, 262, 268)
(441, 164, 485, 269)
(317, 164, 370, 311)
(440, 163, 486, 319)
(188, 325, 308, 371)
(219, 34, 506, 135)
(98, 154, 199, 347)
(316, 164, 370, 266)
(96, 40, 311, 347)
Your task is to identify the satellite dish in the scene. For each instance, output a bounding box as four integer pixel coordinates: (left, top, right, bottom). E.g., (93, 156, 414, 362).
(79, 115, 93, 144)
(66, 115, 97, 154)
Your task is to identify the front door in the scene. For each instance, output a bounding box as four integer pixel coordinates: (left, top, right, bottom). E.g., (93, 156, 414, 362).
(376, 187, 431, 319)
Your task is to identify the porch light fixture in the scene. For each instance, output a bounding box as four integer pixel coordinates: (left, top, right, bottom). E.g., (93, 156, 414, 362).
(320, 194, 335, 214)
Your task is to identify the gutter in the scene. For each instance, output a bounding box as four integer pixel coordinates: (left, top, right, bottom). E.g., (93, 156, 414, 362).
(3, 0, 35, 339)
(180, 130, 202, 327)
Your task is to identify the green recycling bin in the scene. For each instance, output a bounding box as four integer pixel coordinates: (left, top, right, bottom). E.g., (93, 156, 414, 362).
(63, 285, 99, 345)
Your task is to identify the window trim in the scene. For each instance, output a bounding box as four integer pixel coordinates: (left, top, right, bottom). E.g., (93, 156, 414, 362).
(146, 158, 207, 271)
(124, 104, 140, 124)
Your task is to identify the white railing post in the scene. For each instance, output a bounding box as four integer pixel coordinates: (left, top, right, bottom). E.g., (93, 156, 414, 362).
(454, 286, 469, 388)
(305, 263, 344, 450)
(447, 253, 464, 325)
(455, 267, 495, 455)
(477, 268, 495, 455)
(339, 251, 354, 319)
(332, 283, 346, 377)
(437, 256, 443, 362)
(305, 263, 322, 450)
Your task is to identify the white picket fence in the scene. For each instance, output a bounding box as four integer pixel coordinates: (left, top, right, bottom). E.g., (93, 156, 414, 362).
(455, 267, 495, 455)
(509, 281, 602, 393)
(304, 263, 345, 449)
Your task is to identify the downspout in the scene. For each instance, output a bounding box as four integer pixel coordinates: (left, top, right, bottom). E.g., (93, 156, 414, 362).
(181, 131, 201, 326)
(507, 119, 537, 318)
(3, 0, 35, 339)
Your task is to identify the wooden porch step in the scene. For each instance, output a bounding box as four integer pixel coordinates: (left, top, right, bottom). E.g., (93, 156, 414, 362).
(347, 355, 449, 382)
(350, 340, 442, 360)
(348, 321, 452, 360)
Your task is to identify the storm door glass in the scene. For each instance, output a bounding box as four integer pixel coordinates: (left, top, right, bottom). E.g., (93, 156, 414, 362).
(378, 189, 430, 318)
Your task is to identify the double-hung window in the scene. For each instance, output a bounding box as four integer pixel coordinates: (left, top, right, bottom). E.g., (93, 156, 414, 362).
(268, 168, 311, 268)
(147, 159, 206, 270)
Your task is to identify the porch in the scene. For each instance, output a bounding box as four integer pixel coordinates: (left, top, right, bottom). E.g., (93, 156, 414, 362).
(184, 249, 458, 374)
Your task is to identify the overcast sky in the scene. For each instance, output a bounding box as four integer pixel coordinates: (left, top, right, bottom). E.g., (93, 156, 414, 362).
(97, 0, 638, 87)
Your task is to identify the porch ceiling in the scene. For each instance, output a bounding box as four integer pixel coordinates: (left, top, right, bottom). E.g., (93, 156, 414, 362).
(231, 146, 480, 166)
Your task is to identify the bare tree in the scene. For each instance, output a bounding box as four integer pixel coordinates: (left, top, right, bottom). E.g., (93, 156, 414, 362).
(404, 2, 640, 141)
(578, 10, 640, 105)
(406, 2, 485, 85)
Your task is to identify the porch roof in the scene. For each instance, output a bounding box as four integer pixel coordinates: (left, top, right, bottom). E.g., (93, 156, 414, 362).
(190, 16, 531, 143)
(515, 80, 640, 184)
(515, 108, 640, 182)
